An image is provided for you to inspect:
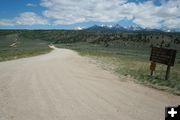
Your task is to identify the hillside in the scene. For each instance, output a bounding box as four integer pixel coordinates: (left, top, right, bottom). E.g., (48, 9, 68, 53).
(0, 30, 180, 94)
(0, 30, 51, 61)
(1, 30, 180, 61)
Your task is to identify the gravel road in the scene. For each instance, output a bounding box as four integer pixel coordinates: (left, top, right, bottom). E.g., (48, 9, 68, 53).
(0, 48, 179, 120)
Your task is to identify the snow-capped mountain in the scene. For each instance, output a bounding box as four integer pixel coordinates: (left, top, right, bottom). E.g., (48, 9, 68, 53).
(85, 24, 127, 32)
(112, 24, 127, 31)
(86, 25, 110, 31)
(85, 24, 179, 32)
(127, 25, 143, 31)
(112, 24, 126, 30)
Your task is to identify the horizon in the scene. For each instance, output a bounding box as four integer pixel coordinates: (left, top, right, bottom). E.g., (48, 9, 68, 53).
(0, 0, 180, 30)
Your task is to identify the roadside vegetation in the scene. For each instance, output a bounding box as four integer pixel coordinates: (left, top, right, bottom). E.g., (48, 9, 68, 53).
(0, 30, 180, 95)
(0, 30, 51, 61)
(57, 43, 180, 95)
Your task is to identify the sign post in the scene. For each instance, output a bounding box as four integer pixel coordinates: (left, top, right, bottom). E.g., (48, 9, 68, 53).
(150, 47, 176, 80)
(150, 62, 156, 76)
(165, 65, 171, 80)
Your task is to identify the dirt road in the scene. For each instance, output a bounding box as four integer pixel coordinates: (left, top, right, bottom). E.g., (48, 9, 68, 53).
(0, 48, 179, 120)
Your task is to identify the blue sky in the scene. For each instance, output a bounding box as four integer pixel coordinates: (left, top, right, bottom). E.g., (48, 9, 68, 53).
(0, 0, 179, 29)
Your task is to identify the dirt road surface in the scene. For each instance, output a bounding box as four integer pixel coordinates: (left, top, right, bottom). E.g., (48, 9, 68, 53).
(0, 48, 179, 120)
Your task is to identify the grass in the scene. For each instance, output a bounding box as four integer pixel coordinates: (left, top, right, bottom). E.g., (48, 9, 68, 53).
(0, 30, 179, 95)
(57, 42, 180, 95)
(0, 33, 51, 61)
(0, 49, 51, 61)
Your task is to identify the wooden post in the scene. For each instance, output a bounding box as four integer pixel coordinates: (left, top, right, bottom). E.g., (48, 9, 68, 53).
(150, 62, 156, 77)
(165, 50, 173, 80)
(150, 70, 153, 76)
(165, 65, 171, 80)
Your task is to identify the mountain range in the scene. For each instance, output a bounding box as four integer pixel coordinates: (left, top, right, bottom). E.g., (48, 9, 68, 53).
(84, 24, 179, 32)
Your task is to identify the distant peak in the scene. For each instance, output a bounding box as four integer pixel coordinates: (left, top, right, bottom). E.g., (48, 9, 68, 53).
(85, 24, 179, 32)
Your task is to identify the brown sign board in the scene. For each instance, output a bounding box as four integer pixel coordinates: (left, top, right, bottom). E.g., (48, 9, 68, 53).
(150, 47, 176, 66)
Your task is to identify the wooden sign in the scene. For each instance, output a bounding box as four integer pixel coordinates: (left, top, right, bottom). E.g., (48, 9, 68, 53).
(150, 47, 176, 66)
(150, 47, 177, 80)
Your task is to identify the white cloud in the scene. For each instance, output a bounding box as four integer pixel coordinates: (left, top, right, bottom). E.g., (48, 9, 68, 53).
(74, 27, 83, 30)
(15, 12, 48, 25)
(0, 20, 14, 26)
(163, 18, 180, 28)
(26, 3, 37, 7)
(40, 0, 180, 28)
(41, 0, 128, 25)
(1, 0, 179, 28)
(0, 12, 48, 26)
